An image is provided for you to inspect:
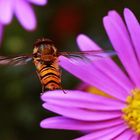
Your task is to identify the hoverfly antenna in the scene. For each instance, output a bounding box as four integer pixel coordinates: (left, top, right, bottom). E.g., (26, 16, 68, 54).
(34, 38, 54, 47)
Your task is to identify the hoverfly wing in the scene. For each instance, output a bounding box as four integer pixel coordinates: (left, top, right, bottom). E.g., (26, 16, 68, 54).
(59, 50, 116, 64)
(0, 55, 32, 66)
(78, 50, 116, 61)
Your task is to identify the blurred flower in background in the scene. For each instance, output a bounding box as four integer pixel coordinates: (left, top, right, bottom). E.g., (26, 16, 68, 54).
(51, 4, 83, 40)
(40, 8, 140, 140)
(0, 0, 48, 34)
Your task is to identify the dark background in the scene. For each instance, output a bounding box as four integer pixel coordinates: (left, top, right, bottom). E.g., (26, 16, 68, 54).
(0, 0, 139, 140)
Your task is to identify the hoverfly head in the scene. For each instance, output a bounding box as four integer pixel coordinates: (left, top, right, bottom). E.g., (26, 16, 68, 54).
(33, 38, 57, 59)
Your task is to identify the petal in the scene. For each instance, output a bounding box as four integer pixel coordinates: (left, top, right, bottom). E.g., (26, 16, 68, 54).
(14, 0, 36, 30)
(74, 123, 128, 140)
(103, 12, 140, 87)
(124, 8, 140, 64)
(0, 0, 13, 24)
(130, 135, 139, 140)
(76, 34, 134, 94)
(28, 0, 48, 5)
(114, 129, 135, 140)
(41, 90, 125, 111)
(40, 116, 124, 131)
(43, 103, 122, 121)
(108, 11, 130, 40)
(59, 56, 126, 101)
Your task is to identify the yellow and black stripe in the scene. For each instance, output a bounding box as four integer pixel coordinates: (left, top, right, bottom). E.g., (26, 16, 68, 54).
(39, 65, 61, 92)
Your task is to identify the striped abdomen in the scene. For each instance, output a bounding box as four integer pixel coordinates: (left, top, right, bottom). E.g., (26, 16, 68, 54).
(36, 62, 61, 92)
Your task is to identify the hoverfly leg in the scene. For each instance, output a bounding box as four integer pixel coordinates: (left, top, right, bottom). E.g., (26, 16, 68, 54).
(62, 89, 67, 94)
(60, 86, 67, 94)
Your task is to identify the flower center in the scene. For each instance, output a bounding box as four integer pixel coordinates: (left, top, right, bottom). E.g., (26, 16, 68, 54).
(122, 88, 140, 133)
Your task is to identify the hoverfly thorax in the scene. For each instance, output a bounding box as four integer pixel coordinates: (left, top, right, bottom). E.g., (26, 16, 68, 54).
(33, 38, 58, 62)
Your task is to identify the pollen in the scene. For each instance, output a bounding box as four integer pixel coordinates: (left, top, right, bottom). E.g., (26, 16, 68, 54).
(122, 88, 140, 133)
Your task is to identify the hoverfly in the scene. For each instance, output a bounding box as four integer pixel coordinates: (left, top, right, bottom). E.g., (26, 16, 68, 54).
(0, 38, 116, 93)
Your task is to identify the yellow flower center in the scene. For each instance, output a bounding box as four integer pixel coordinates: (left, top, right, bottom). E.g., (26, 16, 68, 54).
(122, 88, 140, 133)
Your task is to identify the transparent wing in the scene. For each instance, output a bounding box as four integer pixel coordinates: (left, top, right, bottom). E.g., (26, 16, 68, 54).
(0, 55, 33, 66)
(59, 50, 116, 63)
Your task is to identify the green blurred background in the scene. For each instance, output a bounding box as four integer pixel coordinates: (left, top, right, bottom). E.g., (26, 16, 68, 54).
(0, 0, 139, 139)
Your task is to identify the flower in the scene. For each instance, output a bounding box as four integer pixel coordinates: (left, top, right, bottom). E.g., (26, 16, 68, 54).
(40, 8, 140, 140)
(0, 0, 47, 30)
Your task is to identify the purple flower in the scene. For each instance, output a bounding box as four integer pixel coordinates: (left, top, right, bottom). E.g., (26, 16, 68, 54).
(0, 0, 47, 30)
(40, 8, 140, 140)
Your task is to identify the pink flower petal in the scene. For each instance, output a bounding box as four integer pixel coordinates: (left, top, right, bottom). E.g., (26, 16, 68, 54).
(14, 0, 36, 30)
(130, 135, 139, 140)
(43, 103, 122, 121)
(103, 13, 140, 87)
(28, 0, 48, 5)
(59, 56, 127, 101)
(41, 90, 125, 111)
(108, 11, 130, 40)
(74, 124, 128, 140)
(124, 8, 140, 64)
(76, 34, 134, 94)
(0, 0, 13, 24)
(114, 129, 135, 140)
(40, 116, 124, 131)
